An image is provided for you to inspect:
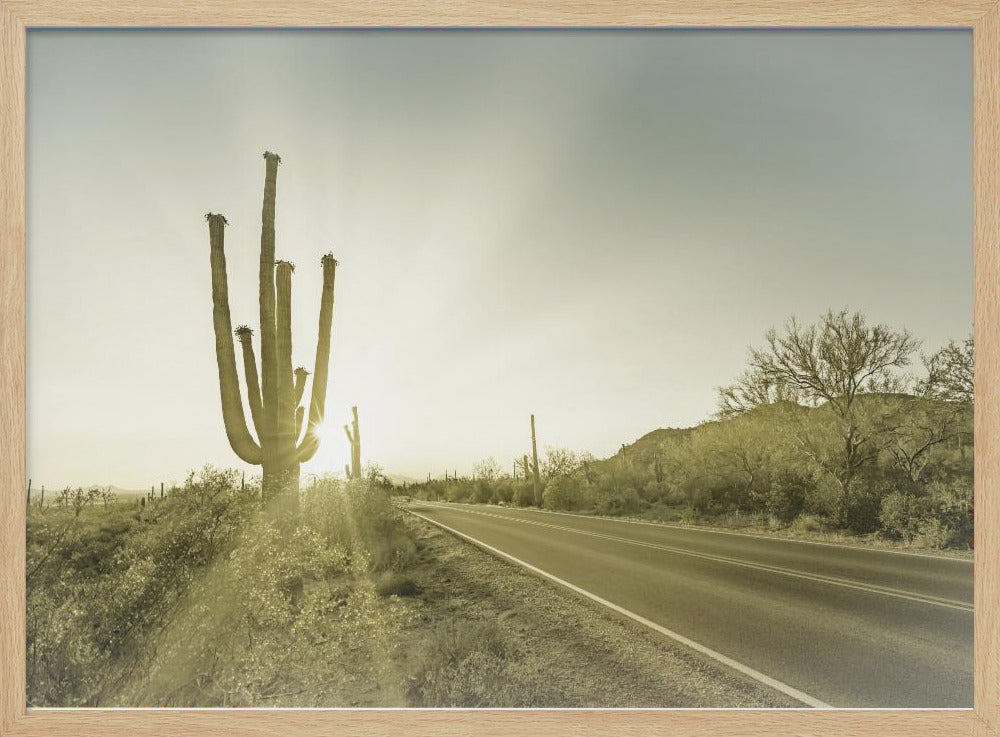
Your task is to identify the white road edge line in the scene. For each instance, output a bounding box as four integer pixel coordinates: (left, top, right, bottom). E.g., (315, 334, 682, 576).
(406, 507, 834, 710)
(430, 503, 973, 613)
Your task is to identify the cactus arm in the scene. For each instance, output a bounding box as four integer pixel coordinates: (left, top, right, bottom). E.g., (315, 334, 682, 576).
(207, 214, 262, 464)
(294, 367, 309, 406)
(259, 152, 280, 459)
(275, 260, 295, 462)
(235, 327, 265, 440)
(295, 406, 304, 441)
(344, 425, 354, 444)
(345, 464, 352, 479)
(297, 254, 337, 462)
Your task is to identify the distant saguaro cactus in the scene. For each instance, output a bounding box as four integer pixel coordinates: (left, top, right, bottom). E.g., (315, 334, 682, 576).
(530, 414, 542, 506)
(343, 406, 361, 479)
(207, 152, 337, 518)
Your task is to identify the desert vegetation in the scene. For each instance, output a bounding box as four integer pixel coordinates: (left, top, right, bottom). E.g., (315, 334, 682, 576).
(27, 468, 260, 705)
(405, 311, 973, 550)
(30, 469, 741, 707)
(26, 468, 433, 706)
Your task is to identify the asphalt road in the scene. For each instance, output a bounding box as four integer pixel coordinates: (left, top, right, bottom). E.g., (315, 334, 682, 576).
(405, 501, 973, 708)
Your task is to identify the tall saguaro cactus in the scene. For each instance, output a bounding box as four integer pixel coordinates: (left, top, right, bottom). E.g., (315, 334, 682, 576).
(207, 152, 337, 518)
(343, 406, 362, 479)
(530, 414, 542, 506)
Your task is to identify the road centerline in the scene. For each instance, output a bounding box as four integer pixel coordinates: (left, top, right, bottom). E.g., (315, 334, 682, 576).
(419, 502, 972, 613)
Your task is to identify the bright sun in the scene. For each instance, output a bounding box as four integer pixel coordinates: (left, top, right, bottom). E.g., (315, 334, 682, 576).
(304, 420, 348, 476)
(313, 420, 340, 449)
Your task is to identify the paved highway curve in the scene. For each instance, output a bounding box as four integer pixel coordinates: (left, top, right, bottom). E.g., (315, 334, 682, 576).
(405, 501, 973, 708)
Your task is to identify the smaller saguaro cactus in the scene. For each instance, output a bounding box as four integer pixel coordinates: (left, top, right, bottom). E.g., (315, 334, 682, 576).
(530, 414, 542, 506)
(343, 406, 361, 479)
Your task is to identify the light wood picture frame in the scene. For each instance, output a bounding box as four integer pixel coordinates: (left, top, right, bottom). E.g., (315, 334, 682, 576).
(1, 1, 997, 735)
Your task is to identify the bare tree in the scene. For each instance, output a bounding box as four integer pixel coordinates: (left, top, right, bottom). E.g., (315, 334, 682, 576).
(918, 335, 973, 404)
(473, 457, 502, 483)
(884, 399, 966, 487)
(363, 461, 389, 487)
(542, 447, 580, 478)
(717, 368, 803, 417)
(721, 309, 918, 523)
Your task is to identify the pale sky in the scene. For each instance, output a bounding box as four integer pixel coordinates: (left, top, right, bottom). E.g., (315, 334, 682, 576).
(26, 29, 972, 488)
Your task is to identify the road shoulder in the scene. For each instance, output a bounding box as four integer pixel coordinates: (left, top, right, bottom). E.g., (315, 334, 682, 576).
(393, 512, 799, 707)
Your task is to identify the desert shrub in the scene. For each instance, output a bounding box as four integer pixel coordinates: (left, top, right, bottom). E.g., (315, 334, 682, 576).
(879, 491, 927, 541)
(119, 476, 410, 707)
(28, 471, 418, 708)
(376, 572, 420, 597)
(843, 486, 882, 534)
(542, 476, 582, 511)
(594, 487, 642, 517)
(924, 478, 974, 548)
(788, 514, 826, 534)
(470, 481, 493, 504)
(802, 477, 841, 522)
(445, 481, 472, 503)
(406, 620, 555, 707)
(641, 480, 670, 504)
(660, 486, 688, 507)
(765, 470, 810, 524)
(512, 482, 535, 507)
(679, 506, 700, 524)
(302, 477, 417, 572)
(490, 478, 514, 505)
(26, 467, 260, 706)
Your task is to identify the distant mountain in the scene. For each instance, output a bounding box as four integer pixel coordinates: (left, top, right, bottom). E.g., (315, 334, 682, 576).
(593, 393, 967, 471)
(589, 426, 695, 473)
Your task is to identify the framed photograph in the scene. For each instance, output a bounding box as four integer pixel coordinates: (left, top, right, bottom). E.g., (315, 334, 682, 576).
(1, 1, 997, 736)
